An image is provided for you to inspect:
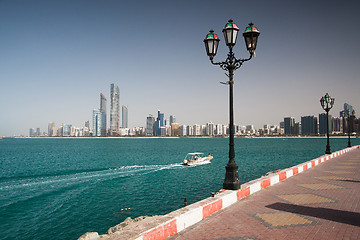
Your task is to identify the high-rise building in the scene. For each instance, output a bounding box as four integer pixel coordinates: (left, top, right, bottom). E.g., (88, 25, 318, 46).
(48, 122, 56, 136)
(154, 120, 160, 136)
(92, 109, 101, 136)
(179, 125, 187, 136)
(29, 128, 35, 137)
(215, 124, 224, 136)
(36, 128, 41, 136)
(332, 117, 343, 134)
(171, 123, 180, 136)
(301, 116, 318, 135)
(122, 105, 128, 128)
(193, 124, 201, 136)
(206, 122, 215, 136)
(187, 125, 193, 136)
(63, 125, 72, 137)
(100, 93, 107, 136)
(110, 83, 120, 136)
(160, 126, 167, 136)
(340, 103, 354, 118)
(158, 110, 164, 127)
(319, 113, 332, 135)
(153, 110, 164, 136)
(170, 115, 176, 125)
(85, 120, 90, 129)
(284, 117, 295, 135)
(146, 115, 155, 136)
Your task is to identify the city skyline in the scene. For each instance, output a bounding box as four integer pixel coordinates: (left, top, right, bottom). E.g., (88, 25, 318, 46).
(1, 0, 360, 136)
(5, 82, 360, 137)
(26, 99, 357, 137)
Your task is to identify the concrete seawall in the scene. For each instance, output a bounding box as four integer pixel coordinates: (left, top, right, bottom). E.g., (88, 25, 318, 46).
(78, 145, 359, 240)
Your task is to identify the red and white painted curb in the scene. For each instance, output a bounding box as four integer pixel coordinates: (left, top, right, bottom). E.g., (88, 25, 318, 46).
(134, 145, 359, 240)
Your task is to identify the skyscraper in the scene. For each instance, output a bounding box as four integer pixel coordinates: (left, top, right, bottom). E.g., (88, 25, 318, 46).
(110, 83, 120, 136)
(154, 110, 164, 136)
(158, 110, 164, 127)
(122, 105, 128, 128)
(29, 128, 35, 137)
(85, 120, 90, 129)
(170, 115, 176, 125)
(171, 123, 180, 136)
(48, 122, 56, 136)
(319, 113, 332, 135)
(92, 109, 101, 136)
(146, 114, 155, 136)
(63, 125, 72, 137)
(284, 117, 295, 135)
(340, 103, 354, 117)
(100, 93, 107, 136)
(332, 117, 343, 134)
(206, 121, 215, 136)
(301, 116, 318, 135)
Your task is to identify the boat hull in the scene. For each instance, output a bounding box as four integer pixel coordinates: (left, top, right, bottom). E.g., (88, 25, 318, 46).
(182, 156, 213, 166)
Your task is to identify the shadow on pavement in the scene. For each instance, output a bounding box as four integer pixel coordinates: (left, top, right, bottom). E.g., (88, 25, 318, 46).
(266, 202, 360, 227)
(336, 179, 360, 183)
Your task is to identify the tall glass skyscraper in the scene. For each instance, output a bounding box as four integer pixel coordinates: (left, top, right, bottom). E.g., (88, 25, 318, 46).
(301, 116, 318, 135)
(92, 109, 101, 136)
(48, 122, 56, 136)
(100, 93, 107, 136)
(146, 114, 155, 136)
(154, 110, 164, 136)
(284, 117, 295, 135)
(319, 113, 332, 135)
(122, 105, 128, 128)
(158, 110, 164, 126)
(110, 83, 120, 136)
(170, 115, 176, 125)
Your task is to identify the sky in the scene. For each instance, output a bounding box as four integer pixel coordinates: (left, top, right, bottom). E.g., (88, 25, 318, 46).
(1, 0, 360, 136)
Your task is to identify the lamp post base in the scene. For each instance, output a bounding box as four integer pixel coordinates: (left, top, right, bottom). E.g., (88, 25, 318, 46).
(325, 144, 331, 154)
(223, 163, 240, 190)
(348, 142, 351, 148)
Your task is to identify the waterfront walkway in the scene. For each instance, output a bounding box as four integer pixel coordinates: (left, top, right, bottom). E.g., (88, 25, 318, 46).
(169, 148, 360, 240)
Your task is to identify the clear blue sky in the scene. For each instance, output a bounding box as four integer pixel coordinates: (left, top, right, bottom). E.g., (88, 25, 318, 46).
(1, 0, 359, 136)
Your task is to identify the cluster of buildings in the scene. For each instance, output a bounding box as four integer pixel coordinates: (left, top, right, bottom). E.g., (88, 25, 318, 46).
(92, 84, 129, 137)
(281, 103, 359, 136)
(28, 87, 359, 137)
(30, 83, 129, 137)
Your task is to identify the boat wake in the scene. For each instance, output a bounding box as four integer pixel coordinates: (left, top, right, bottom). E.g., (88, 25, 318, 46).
(0, 163, 183, 192)
(0, 163, 184, 208)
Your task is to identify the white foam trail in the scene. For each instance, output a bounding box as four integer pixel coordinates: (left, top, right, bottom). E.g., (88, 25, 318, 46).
(0, 163, 184, 191)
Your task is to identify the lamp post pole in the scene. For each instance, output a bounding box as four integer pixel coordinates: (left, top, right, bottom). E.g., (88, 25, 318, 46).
(347, 110, 355, 148)
(326, 108, 331, 154)
(204, 20, 260, 190)
(347, 110, 351, 147)
(226, 51, 238, 190)
(320, 93, 334, 155)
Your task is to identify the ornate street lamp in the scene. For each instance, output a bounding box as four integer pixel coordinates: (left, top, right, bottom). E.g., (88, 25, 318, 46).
(204, 20, 260, 190)
(320, 93, 335, 154)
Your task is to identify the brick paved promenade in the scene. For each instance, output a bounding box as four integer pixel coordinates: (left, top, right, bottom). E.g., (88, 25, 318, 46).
(169, 148, 360, 240)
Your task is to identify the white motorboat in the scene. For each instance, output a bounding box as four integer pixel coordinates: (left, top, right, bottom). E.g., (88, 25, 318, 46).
(182, 152, 213, 166)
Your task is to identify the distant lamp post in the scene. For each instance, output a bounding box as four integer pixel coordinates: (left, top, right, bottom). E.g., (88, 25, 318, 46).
(320, 93, 335, 154)
(346, 109, 355, 147)
(204, 20, 260, 190)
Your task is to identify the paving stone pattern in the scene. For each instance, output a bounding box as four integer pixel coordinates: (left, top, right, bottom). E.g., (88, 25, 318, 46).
(169, 148, 360, 240)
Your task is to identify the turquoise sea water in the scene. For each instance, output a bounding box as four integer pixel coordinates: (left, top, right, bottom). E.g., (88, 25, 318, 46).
(0, 137, 359, 240)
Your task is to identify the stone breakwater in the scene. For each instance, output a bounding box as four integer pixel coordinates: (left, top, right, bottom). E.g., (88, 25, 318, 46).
(78, 146, 359, 240)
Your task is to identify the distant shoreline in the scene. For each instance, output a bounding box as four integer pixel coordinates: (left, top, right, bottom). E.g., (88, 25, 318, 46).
(6, 135, 357, 139)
